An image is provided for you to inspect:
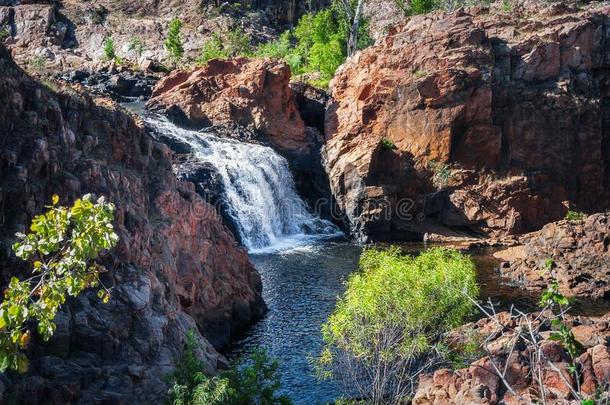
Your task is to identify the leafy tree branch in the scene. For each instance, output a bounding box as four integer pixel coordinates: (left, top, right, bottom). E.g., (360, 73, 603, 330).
(0, 194, 118, 373)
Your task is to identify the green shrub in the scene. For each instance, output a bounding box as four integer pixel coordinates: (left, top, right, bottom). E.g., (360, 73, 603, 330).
(256, 31, 293, 59)
(169, 332, 292, 405)
(380, 137, 397, 151)
(254, 3, 373, 88)
(224, 28, 253, 58)
(395, 0, 435, 15)
(565, 210, 586, 221)
(408, 0, 436, 14)
(0, 26, 10, 41)
(428, 160, 454, 189)
(164, 17, 184, 65)
(501, 0, 512, 13)
(102, 37, 117, 61)
(0, 194, 118, 372)
(196, 29, 253, 66)
(397, 0, 495, 14)
(197, 33, 227, 65)
(127, 37, 145, 58)
(319, 247, 478, 401)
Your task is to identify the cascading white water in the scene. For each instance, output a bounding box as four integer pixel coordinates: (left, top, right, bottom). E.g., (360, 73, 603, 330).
(146, 115, 342, 253)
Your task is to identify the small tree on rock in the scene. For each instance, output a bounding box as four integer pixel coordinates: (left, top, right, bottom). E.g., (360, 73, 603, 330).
(164, 17, 184, 66)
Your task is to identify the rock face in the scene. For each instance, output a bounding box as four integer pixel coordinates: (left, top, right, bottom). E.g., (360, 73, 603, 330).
(0, 45, 265, 403)
(147, 58, 312, 153)
(414, 311, 610, 405)
(325, 2, 610, 241)
(497, 213, 610, 299)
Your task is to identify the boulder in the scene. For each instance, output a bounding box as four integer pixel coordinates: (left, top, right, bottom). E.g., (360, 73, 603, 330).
(325, 3, 610, 242)
(147, 58, 314, 154)
(414, 311, 610, 405)
(498, 213, 610, 299)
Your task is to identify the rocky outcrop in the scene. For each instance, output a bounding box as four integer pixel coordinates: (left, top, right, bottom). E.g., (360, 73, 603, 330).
(496, 213, 610, 299)
(0, 0, 331, 72)
(58, 68, 159, 101)
(147, 58, 313, 153)
(325, 2, 610, 241)
(414, 311, 610, 404)
(0, 45, 265, 403)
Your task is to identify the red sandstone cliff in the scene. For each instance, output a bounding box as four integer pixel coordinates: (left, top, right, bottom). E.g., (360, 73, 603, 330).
(0, 45, 265, 402)
(325, 2, 610, 241)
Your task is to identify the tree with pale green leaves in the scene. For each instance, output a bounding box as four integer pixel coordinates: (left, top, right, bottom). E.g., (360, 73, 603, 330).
(0, 194, 118, 373)
(318, 247, 479, 403)
(164, 17, 184, 65)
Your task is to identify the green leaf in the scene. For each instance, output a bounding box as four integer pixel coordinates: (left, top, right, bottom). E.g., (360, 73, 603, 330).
(16, 353, 28, 373)
(0, 355, 9, 373)
(1, 194, 119, 372)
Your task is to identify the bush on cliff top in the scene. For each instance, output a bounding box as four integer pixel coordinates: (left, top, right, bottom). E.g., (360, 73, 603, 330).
(255, 3, 372, 88)
(318, 247, 478, 402)
(169, 331, 292, 405)
(196, 28, 254, 66)
(192, 2, 373, 87)
(565, 210, 587, 221)
(396, 0, 495, 14)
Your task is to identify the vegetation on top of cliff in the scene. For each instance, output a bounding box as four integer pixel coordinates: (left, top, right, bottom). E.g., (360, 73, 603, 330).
(257, 1, 373, 88)
(192, 0, 373, 88)
(196, 28, 253, 66)
(165, 17, 185, 66)
(169, 331, 292, 405)
(565, 210, 587, 221)
(395, 0, 501, 14)
(0, 194, 118, 373)
(317, 247, 478, 403)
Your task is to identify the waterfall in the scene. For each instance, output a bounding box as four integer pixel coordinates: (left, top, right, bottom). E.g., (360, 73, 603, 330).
(144, 115, 342, 253)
